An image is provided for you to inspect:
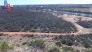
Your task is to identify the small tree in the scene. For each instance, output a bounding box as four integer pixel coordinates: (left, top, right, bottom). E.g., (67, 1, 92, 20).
(0, 42, 10, 52)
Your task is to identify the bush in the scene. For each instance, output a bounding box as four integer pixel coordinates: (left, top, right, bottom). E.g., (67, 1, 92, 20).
(0, 42, 10, 52)
(28, 40, 45, 49)
(22, 34, 34, 38)
(82, 40, 91, 48)
(62, 47, 79, 52)
(55, 42, 62, 47)
(49, 48, 60, 52)
(84, 48, 92, 52)
(61, 39, 74, 46)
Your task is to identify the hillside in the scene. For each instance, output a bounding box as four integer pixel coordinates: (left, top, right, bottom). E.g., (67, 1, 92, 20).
(0, 7, 77, 33)
(0, 5, 92, 52)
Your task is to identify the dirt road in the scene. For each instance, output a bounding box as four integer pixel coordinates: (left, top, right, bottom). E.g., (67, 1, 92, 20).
(0, 32, 71, 36)
(0, 32, 91, 36)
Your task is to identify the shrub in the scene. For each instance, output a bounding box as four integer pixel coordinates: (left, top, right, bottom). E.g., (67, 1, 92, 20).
(61, 39, 74, 46)
(49, 48, 60, 52)
(55, 42, 62, 47)
(28, 40, 45, 49)
(62, 47, 79, 52)
(82, 40, 91, 48)
(0, 42, 10, 52)
(84, 48, 92, 52)
(23, 34, 34, 38)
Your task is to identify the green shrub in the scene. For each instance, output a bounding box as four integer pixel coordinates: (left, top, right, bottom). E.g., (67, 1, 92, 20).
(55, 42, 62, 47)
(62, 47, 79, 52)
(82, 40, 91, 48)
(28, 40, 45, 49)
(0, 42, 10, 52)
(49, 48, 60, 52)
(61, 39, 73, 46)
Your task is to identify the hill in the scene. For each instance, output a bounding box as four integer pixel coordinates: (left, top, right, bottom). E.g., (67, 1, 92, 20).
(0, 7, 77, 33)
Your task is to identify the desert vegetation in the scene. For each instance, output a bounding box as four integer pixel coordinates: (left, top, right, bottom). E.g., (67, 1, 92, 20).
(0, 7, 77, 33)
(0, 4, 92, 52)
(77, 21, 92, 28)
(27, 40, 45, 49)
(0, 42, 10, 52)
(54, 34, 92, 48)
(0, 33, 92, 52)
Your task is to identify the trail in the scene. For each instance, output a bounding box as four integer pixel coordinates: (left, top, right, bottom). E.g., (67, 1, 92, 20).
(0, 32, 76, 36)
(0, 31, 91, 36)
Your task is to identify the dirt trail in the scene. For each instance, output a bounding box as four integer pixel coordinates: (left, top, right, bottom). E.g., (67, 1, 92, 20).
(0, 32, 78, 36)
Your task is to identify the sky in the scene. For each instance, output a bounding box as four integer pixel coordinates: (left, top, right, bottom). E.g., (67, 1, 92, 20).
(0, 0, 92, 5)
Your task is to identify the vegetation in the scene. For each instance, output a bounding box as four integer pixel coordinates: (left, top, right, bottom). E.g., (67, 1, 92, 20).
(0, 7, 77, 33)
(61, 39, 74, 46)
(0, 42, 10, 52)
(77, 21, 92, 28)
(54, 34, 92, 48)
(82, 40, 91, 48)
(83, 48, 92, 52)
(28, 40, 45, 49)
(48, 48, 60, 52)
(55, 42, 62, 47)
(22, 34, 34, 38)
(62, 47, 79, 52)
